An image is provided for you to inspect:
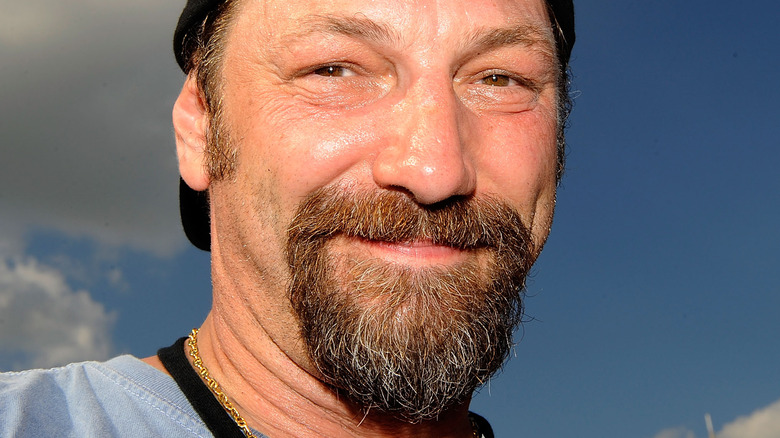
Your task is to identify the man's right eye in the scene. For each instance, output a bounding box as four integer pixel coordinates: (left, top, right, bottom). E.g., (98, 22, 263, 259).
(312, 65, 355, 77)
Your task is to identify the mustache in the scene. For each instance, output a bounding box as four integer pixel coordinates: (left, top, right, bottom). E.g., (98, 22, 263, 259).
(287, 186, 532, 252)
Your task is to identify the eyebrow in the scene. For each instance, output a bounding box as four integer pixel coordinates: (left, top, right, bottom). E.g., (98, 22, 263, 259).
(462, 24, 556, 59)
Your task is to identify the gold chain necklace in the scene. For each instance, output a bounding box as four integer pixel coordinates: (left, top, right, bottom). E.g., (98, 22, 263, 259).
(469, 416, 481, 438)
(187, 329, 257, 438)
(188, 328, 480, 438)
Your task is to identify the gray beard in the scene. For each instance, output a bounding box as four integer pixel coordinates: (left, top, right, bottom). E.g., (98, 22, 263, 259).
(286, 187, 535, 422)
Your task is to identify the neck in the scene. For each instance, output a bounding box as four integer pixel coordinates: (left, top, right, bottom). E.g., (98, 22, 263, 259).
(192, 312, 474, 438)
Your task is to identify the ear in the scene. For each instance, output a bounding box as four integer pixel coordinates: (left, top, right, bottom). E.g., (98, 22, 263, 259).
(173, 74, 210, 191)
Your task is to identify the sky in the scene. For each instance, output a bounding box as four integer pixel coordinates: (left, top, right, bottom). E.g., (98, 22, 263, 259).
(1, 1, 779, 437)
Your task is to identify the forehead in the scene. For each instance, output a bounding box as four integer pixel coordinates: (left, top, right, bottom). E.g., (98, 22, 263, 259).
(228, 0, 554, 52)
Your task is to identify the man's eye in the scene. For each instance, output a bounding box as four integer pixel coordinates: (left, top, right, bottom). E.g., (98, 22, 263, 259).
(312, 65, 355, 77)
(480, 74, 515, 87)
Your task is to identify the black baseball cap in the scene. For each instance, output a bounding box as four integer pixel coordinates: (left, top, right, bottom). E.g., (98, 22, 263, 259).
(174, 0, 576, 251)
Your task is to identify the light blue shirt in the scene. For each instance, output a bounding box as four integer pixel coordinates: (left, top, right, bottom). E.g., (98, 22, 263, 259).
(0, 355, 266, 437)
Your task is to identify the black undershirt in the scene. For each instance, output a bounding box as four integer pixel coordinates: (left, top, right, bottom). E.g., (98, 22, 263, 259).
(157, 337, 494, 438)
(158, 337, 247, 438)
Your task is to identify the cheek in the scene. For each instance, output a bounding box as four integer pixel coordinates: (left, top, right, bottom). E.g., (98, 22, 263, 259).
(475, 110, 558, 243)
(477, 111, 558, 199)
(272, 120, 382, 192)
(233, 95, 388, 207)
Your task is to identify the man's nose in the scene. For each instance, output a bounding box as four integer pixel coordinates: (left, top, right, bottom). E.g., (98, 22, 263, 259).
(372, 80, 477, 205)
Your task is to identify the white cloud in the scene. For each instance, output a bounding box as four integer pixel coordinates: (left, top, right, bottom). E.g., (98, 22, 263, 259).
(652, 399, 780, 438)
(0, 0, 189, 257)
(653, 427, 697, 438)
(106, 266, 128, 291)
(718, 399, 780, 438)
(0, 256, 116, 371)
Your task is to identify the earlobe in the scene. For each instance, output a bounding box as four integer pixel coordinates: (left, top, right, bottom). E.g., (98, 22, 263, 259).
(173, 74, 210, 191)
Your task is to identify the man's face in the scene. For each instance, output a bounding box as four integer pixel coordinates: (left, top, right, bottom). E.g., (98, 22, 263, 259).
(204, 0, 560, 421)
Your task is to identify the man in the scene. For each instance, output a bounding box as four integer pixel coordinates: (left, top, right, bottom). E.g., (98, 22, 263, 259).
(0, 0, 574, 436)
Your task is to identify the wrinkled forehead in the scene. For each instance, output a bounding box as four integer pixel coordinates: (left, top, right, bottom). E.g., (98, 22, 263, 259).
(248, 0, 550, 22)
(232, 0, 554, 47)
(175, 0, 574, 73)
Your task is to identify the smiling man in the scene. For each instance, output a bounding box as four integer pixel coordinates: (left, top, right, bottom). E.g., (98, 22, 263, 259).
(0, 0, 574, 437)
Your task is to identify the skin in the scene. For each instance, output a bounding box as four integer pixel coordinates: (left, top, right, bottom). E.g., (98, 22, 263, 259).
(146, 0, 561, 436)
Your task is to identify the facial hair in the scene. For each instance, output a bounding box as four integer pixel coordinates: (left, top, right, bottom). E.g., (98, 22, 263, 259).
(286, 186, 537, 422)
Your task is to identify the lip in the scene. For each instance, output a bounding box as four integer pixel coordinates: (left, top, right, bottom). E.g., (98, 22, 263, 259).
(351, 237, 470, 266)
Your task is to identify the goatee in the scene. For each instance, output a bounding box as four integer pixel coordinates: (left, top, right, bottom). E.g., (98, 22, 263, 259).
(286, 186, 536, 422)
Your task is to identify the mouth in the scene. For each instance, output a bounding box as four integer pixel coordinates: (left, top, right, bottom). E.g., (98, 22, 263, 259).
(347, 236, 476, 267)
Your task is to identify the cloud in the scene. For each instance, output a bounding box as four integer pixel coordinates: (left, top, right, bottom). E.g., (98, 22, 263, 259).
(717, 399, 780, 438)
(0, 256, 116, 371)
(653, 427, 696, 438)
(652, 399, 780, 438)
(0, 0, 188, 256)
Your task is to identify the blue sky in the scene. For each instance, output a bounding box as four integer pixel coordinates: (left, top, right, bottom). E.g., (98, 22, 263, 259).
(1, 1, 779, 437)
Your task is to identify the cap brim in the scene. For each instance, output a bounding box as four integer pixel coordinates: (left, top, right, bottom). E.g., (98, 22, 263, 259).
(179, 177, 211, 251)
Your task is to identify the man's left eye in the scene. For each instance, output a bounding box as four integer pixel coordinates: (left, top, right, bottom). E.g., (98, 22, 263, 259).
(480, 74, 515, 87)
